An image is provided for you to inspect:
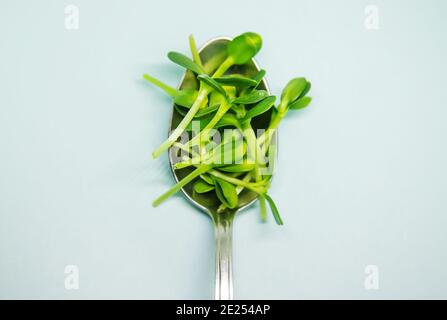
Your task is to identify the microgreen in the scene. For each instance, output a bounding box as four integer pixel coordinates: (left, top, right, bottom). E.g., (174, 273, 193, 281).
(152, 32, 264, 159)
(197, 74, 227, 97)
(194, 104, 220, 118)
(214, 75, 258, 87)
(200, 174, 214, 185)
(213, 113, 241, 130)
(143, 74, 198, 108)
(232, 90, 268, 105)
(280, 77, 308, 107)
(174, 104, 188, 117)
(242, 96, 276, 121)
(167, 51, 205, 75)
(145, 32, 313, 225)
(213, 177, 238, 209)
(226, 32, 262, 65)
(188, 34, 204, 69)
(218, 163, 256, 173)
(152, 164, 212, 207)
(252, 69, 266, 84)
(194, 180, 215, 193)
(298, 81, 312, 100)
(263, 194, 283, 225)
(288, 96, 312, 110)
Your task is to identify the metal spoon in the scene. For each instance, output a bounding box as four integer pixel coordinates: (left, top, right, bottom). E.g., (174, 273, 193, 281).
(167, 37, 276, 300)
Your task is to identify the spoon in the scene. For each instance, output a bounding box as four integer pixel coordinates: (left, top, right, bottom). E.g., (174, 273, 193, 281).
(167, 37, 276, 300)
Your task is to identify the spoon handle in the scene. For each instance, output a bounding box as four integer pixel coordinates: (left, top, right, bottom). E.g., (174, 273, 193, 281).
(213, 212, 234, 300)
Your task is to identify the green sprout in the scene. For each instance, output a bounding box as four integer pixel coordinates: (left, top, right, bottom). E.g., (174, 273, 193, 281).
(151, 32, 263, 159)
(144, 33, 312, 225)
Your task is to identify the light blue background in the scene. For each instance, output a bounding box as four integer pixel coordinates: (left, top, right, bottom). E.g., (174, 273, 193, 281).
(0, 0, 446, 299)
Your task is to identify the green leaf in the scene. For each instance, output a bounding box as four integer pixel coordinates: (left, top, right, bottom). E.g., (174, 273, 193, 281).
(209, 90, 225, 108)
(222, 129, 242, 144)
(200, 174, 214, 185)
(243, 96, 276, 121)
(186, 114, 212, 131)
(224, 171, 246, 178)
(281, 78, 307, 105)
(240, 69, 266, 96)
(214, 75, 257, 87)
(213, 177, 238, 209)
(227, 32, 263, 65)
(197, 74, 227, 97)
(152, 165, 212, 207)
(231, 104, 246, 119)
(232, 90, 268, 105)
(195, 104, 220, 118)
(174, 104, 188, 117)
(259, 197, 268, 222)
(263, 194, 283, 225)
(214, 113, 241, 129)
(189, 34, 203, 69)
(143, 74, 177, 97)
(288, 96, 312, 110)
(298, 81, 311, 99)
(194, 180, 215, 193)
(252, 69, 266, 84)
(167, 51, 205, 75)
(224, 86, 237, 100)
(173, 89, 198, 108)
(186, 107, 241, 132)
(209, 135, 246, 165)
(218, 163, 256, 173)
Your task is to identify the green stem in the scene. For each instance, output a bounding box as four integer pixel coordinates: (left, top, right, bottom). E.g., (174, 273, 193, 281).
(152, 88, 210, 158)
(257, 110, 286, 153)
(212, 56, 234, 78)
(143, 74, 177, 97)
(235, 172, 252, 194)
(152, 57, 236, 159)
(241, 121, 268, 221)
(209, 169, 265, 193)
(258, 194, 267, 222)
(173, 142, 197, 157)
(242, 121, 265, 165)
(174, 153, 204, 169)
(203, 51, 227, 75)
(189, 100, 232, 148)
(189, 35, 203, 68)
(152, 164, 212, 207)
